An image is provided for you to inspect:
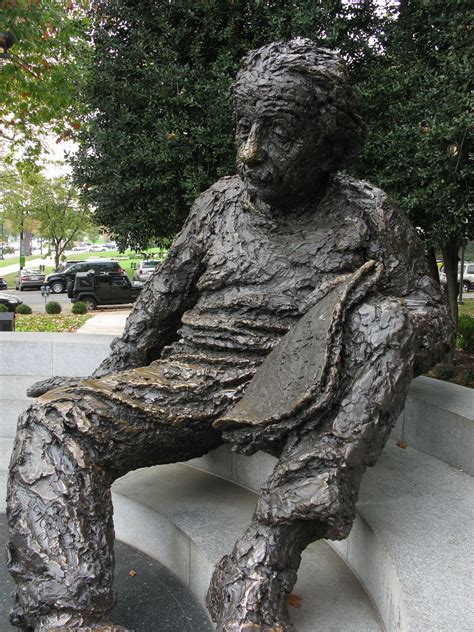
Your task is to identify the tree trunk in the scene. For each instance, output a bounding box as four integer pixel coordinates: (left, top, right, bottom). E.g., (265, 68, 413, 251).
(54, 241, 61, 271)
(426, 246, 440, 283)
(441, 237, 458, 330)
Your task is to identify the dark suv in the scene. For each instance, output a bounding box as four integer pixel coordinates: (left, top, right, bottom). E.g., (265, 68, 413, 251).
(69, 272, 142, 310)
(46, 260, 125, 293)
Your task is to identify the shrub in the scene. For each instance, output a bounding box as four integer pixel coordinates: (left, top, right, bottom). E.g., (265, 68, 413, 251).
(72, 301, 88, 315)
(457, 314, 474, 353)
(46, 301, 62, 315)
(0, 303, 8, 312)
(429, 365, 456, 382)
(15, 304, 32, 314)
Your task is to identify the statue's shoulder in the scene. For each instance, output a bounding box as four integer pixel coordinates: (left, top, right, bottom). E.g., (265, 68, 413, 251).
(332, 173, 413, 236)
(199, 175, 243, 203)
(179, 176, 244, 249)
(191, 175, 243, 221)
(332, 173, 388, 207)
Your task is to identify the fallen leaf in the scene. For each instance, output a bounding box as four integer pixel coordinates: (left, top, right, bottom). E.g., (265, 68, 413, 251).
(128, 569, 137, 577)
(396, 440, 407, 449)
(286, 594, 302, 608)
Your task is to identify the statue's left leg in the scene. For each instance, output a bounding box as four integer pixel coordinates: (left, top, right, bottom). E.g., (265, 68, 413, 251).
(208, 298, 415, 631)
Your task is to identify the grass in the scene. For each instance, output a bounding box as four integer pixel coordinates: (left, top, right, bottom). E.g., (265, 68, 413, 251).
(0, 253, 43, 269)
(459, 301, 474, 318)
(14, 313, 91, 333)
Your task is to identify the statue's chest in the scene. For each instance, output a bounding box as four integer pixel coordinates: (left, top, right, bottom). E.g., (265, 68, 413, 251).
(198, 205, 369, 293)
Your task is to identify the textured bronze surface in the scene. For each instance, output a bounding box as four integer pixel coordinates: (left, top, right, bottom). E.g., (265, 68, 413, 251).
(8, 39, 453, 631)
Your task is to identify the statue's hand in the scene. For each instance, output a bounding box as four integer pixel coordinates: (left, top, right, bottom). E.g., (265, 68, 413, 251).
(26, 376, 83, 397)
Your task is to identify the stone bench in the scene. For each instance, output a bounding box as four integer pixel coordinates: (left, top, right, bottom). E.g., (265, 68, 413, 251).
(1, 333, 473, 631)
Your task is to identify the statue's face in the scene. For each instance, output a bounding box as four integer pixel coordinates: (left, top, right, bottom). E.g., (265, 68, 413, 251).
(234, 72, 331, 207)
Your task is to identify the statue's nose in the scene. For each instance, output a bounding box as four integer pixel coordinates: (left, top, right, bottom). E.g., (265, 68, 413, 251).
(238, 123, 261, 164)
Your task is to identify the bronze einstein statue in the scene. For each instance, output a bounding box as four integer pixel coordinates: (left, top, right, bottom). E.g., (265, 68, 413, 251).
(7, 39, 453, 632)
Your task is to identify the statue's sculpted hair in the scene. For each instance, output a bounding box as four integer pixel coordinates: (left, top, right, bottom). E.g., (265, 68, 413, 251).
(232, 38, 366, 171)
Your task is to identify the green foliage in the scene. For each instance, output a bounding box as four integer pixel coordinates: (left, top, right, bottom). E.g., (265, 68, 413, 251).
(32, 176, 92, 268)
(72, 300, 88, 314)
(354, 0, 473, 250)
(457, 314, 474, 353)
(15, 303, 32, 314)
(0, 303, 8, 312)
(429, 364, 457, 382)
(73, 0, 384, 249)
(1, 169, 91, 268)
(0, 0, 91, 168)
(45, 301, 62, 314)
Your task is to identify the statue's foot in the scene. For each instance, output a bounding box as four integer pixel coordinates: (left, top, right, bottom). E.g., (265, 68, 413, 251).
(34, 612, 129, 632)
(43, 628, 128, 632)
(207, 554, 295, 632)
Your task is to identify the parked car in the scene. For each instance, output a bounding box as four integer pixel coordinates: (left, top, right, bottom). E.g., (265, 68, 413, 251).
(0, 277, 7, 291)
(69, 271, 142, 310)
(88, 245, 107, 252)
(439, 262, 474, 293)
(72, 245, 88, 252)
(46, 260, 126, 294)
(133, 259, 160, 282)
(0, 292, 23, 312)
(54, 260, 86, 272)
(14, 268, 46, 291)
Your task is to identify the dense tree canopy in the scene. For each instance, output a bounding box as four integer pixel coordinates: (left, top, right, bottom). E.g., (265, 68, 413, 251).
(354, 0, 473, 319)
(0, 0, 90, 168)
(72, 0, 385, 250)
(62, 0, 472, 322)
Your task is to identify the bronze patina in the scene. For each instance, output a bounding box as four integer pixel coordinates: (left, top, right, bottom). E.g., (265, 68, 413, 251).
(7, 39, 453, 631)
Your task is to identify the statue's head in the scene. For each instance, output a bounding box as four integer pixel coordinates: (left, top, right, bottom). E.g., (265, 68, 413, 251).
(231, 38, 365, 208)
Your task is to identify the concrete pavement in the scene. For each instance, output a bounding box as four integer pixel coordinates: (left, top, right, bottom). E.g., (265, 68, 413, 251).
(0, 256, 56, 276)
(77, 309, 131, 335)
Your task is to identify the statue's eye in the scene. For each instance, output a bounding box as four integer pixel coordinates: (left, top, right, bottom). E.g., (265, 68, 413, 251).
(237, 118, 251, 135)
(273, 125, 289, 141)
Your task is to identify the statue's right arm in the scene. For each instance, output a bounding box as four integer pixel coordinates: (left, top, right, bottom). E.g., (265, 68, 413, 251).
(27, 183, 224, 396)
(93, 185, 222, 376)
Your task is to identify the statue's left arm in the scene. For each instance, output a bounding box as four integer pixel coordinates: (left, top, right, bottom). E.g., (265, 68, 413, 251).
(208, 194, 455, 630)
(366, 192, 454, 374)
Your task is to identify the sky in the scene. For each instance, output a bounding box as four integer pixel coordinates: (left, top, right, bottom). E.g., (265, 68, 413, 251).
(42, 136, 75, 179)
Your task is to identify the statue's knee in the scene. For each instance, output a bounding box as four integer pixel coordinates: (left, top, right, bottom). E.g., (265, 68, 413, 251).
(10, 398, 87, 475)
(17, 402, 65, 442)
(255, 469, 356, 539)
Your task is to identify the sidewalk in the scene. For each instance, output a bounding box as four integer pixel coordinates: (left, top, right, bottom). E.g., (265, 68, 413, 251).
(76, 309, 131, 335)
(0, 256, 57, 277)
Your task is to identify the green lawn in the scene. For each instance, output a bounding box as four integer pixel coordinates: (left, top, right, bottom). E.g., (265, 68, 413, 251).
(14, 313, 91, 332)
(459, 301, 474, 318)
(0, 253, 44, 269)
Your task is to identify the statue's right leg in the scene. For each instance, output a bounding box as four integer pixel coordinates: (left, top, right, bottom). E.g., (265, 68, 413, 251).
(7, 377, 223, 632)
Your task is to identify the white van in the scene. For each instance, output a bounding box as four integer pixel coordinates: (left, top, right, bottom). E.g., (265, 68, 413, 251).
(439, 262, 474, 292)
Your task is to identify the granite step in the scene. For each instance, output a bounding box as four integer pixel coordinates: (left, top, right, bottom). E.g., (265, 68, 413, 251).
(189, 441, 474, 632)
(112, 464, 383, 632)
